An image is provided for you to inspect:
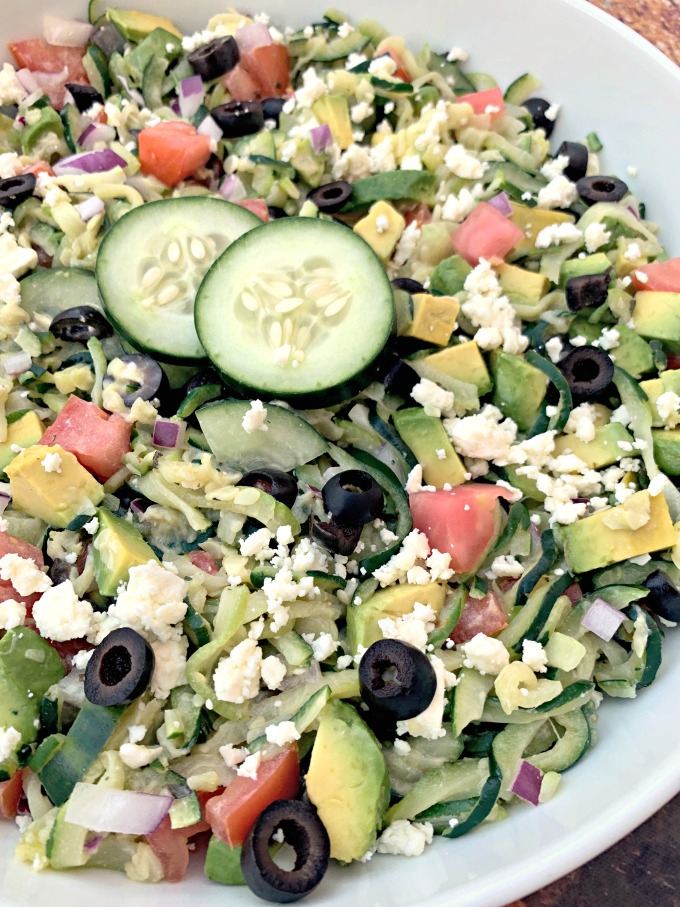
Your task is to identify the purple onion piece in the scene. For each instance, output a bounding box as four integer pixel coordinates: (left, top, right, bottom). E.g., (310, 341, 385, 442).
(219, 173, 247, 202)
(78, 122, 116, 149)
(53, 148, 128, 176)
(64, 783, 172, 835)
(0, 492, 11, 515)
(581, 597, 625, 641)
(197, 114, 223, 143)
(179, 75, 204, 119)
(309, 123, 332, 155)
(130, 498, 150, 516)
(2, 352, 32, 376)
(152, 418, 186, 449)
(510, 760, 544, 806)
(76, 196, 105, 222)
(234, 22, 273, 53)
(487, 191, 513, 217)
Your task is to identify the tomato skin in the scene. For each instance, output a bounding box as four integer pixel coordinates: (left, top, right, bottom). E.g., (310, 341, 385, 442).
(450, 591, 507, 644)
(223, 64, 264, 101)
(40, 395, 131, 481)
(632, 257, 680, 292)
(451, 202, 525, 266)
(21, 161, 55, 179)
(456, 87, 504, 119)
(138, 121, 212, 187)
(0, 534, 44, 618)
(189, 550, 219, 575)
(205, 744, 300, 847)
(0, 771, 23, 820)
(666, 355, 680, 370)
(146, 815, 190, 883)
(403, 202, 432, 229)
(384, 50, 411, 83)
(8, 39, 88, 108)
(240, 45, 291, 97)
(409, 484, 512, 574)
(235, 198, 269, 221)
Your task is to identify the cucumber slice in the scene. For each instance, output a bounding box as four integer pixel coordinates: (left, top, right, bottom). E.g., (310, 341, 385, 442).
(195, 218, 394, 405)
(96, 198, 261, 362)
(196, 399, 328, 472)
(19, 268, 103, 329)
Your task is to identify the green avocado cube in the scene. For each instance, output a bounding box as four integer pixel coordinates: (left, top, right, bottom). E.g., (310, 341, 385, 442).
(92, 507, 159, 596)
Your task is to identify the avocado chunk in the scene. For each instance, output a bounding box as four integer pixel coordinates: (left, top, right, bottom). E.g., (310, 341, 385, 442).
(496, 261, 550, 321)
(632, 291, 680, 352)
(0, 412, 43, 472)
(306, 700, 390, 863)
(652, 428, 680, 475)
(562, 490, 676, 574)
(509, 202, 575, 255)
(92, 507, 159, 596)
(553, 422, 637, 469)
(490, 350, 547, 431)
(347, 581, 447, 653)
(402, 293, 460, 346)
(429, 254, 471, 295)
(641, 369, 680, 425)
(393, 408, 466, 487)
(312, 94, 353, 149)
(5, 444, 104, 529)
(420, 340, 492, 395)
(107, 8, 182, 40)
(0, 627, 65, 772)
(354, 200, 405, 261)
(559, 252, 611, 286)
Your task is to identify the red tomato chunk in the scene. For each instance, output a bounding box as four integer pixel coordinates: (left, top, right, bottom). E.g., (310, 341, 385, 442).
(450, 591, 507, 644)
(456, 86, 504, 119)
(8, 38, 88, 109)
(632, 256, 680, 292)
(138, 121, 212, 187)
(451, 202, 525, 265)
(0, 771, 23, 820)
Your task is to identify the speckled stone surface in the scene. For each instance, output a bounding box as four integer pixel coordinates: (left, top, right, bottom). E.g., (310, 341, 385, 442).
(507, 4, 680, 904)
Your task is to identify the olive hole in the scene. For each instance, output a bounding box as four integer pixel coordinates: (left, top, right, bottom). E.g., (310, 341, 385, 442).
(322, 187, 344, 200)
(269, 819, 310, 872)
(382, 665, 399, 684)
(591, 179, 616, 193)
(371, 657, 398, 690)
(572, 359, 600, 382)
(100, 645, 132, 686)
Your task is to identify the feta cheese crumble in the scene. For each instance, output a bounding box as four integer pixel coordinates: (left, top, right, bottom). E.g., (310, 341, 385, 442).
(213, 638, 262, 703)
(41, 451, 63, 474)
(462, 633, 510, 675)
(0, 554, 51, 596)
(376, 820, 434, 856)
(33, 581, 94, 642)
(242, 400, 268, 433)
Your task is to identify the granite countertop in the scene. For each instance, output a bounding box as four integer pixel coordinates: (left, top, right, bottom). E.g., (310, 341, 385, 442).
(508, 2, 680, 904)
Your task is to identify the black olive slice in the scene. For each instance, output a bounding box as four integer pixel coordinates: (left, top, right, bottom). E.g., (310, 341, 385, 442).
(310, 517, 362, 556)
(103, 353, 164, 406)
(524, 97, 556, 137)
(359, 638, 437, 720)
(0, 173, 36, 210)
(267, 206, 288, 220)
(50, 306, 114, 343)
(262, 97, 286, 127)
(382, 355, 420, 398)
(239, 468, 298, 509)
(576, 175, 629, 205)
(322, 470, 383, 526)
(84, 627, 155, 707)
(241, 799, 331, 903)
(391, 277, 426, 295)
(559, 345, 615, 400)
(643, 569, 680, 622)
(211, 100, 265, 138)
(188, 35, 240, 81)
(65, 82, 104, 113)
(306, 181, 352, 214)
(565, 271, 612, 312)
(556, 141, 589, 182)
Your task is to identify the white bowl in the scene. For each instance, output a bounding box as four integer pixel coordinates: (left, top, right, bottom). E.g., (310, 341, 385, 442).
(2, 2, 680, 906)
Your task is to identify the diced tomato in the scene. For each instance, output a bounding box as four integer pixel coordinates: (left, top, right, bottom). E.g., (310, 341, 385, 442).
(410, 484, 514, 574)
(138, 121, 212, 188)
(49, 637, 92, 671)
(456, 86, 505, 120)
(235, 198, 269, 221)
(666, 355, 680, 370)
(384, 50, 411, 83)
(205, 744, 299, 847)
(240, 45, 291, 97)
(189, 550, 219, 575)
(8, 38, 88, 108)
(632, 257, 680, 292)
(403, 202, 432, 229)
(223, 64, 264, 101)
(451, 202, 526, 266)
(0, 771, 23, 820)
(450, 591, 507, 644)
(146, 815, 190, 883)
(21, 161, 55, 179)
(40, 395, 131, 481)
(564, 583, 582, 605)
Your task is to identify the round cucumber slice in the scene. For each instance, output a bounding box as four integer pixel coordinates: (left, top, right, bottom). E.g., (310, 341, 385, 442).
(19, 268, 103, 329)
(194, 217, 395, 405)
(95, 197, 261, 362)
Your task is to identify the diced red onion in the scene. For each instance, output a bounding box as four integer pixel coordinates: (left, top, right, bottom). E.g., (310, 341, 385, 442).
(309, 123, 332, 155)
(511, 760, 544, 806)
(53, 148, 127, 175)
(487, 191, 513, 217)
(171, 98, 181, 116)
(2, 352, 32, 376)
(65, 783, 172, 835)
(78, 122, 116, 149)
(84, 835, 104, 854)
(219, 173, 247, 202)
(179, 76, 204, 120)
(626, 203, 640, 220)
(234, 22, 273, 53)
(117, 75, 145, 108)
(43, 14, 93, 47)
(197, 114, 223, 143)
(16, 69, 41, 94)
(130, 498, 150, 516)
(76, 196, 105, 222)
(565, 583, 583, 605)
(153, 418, 186, 449)
(581, 597, 625, 641)
(0, 486, 11, 515)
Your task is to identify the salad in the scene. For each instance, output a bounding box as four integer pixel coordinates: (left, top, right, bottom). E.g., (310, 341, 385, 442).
(0, 2, 678, 902)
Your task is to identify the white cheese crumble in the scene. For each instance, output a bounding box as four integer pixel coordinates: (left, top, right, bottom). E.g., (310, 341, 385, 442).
(0, 64, 27, 105)
(534, 222, 582, 249)
(99, 561, 188, 643)
(33, 581, 95, 642)
(545, 336, 564, 364)
(411, 378, 455, 417)
(150, 637, 188, 699)
(540, 155, 568, 180)
(301, 632, 338, 662)
(656, 391, 680, 428)
(0, 727, 21, 763)
(376, 820, 434, 856)
(0, 599, 26, 631)
(446, 46, 469, 62)
(41, 451, 63, 474)
(488, 554, 523, 579)
(396, 655, 456, 740)
(242, 400, 268, 433)
(444, 143, 487, 179)
(219, 743, 249, 769)
(265, 720, 301, 747)
(0, 554, 51, 596)
(462, 633, 510, 675)
(624, 241, 642, 261)
(583, 222, 611, 253)
(83, 517, 99, 534)
(440, 188, 477, 223)
(240, 527, 274, 560)
(373, 529, 430, 587)
(379, 602, 437, 651)
(261, 654, 287, 690)
(237, 751, 262, 780)
(332, 143, 371, 181)
(444, 404, 517, 465)
(461, 259, 528, 355)
(119, 743, 163, 770)
(400, 154, 423, 171)
(564, 402, 598, 443)
(537, 175, 577, 210)
(213, 638, 262, 703)
(522, 639, 548, 674)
